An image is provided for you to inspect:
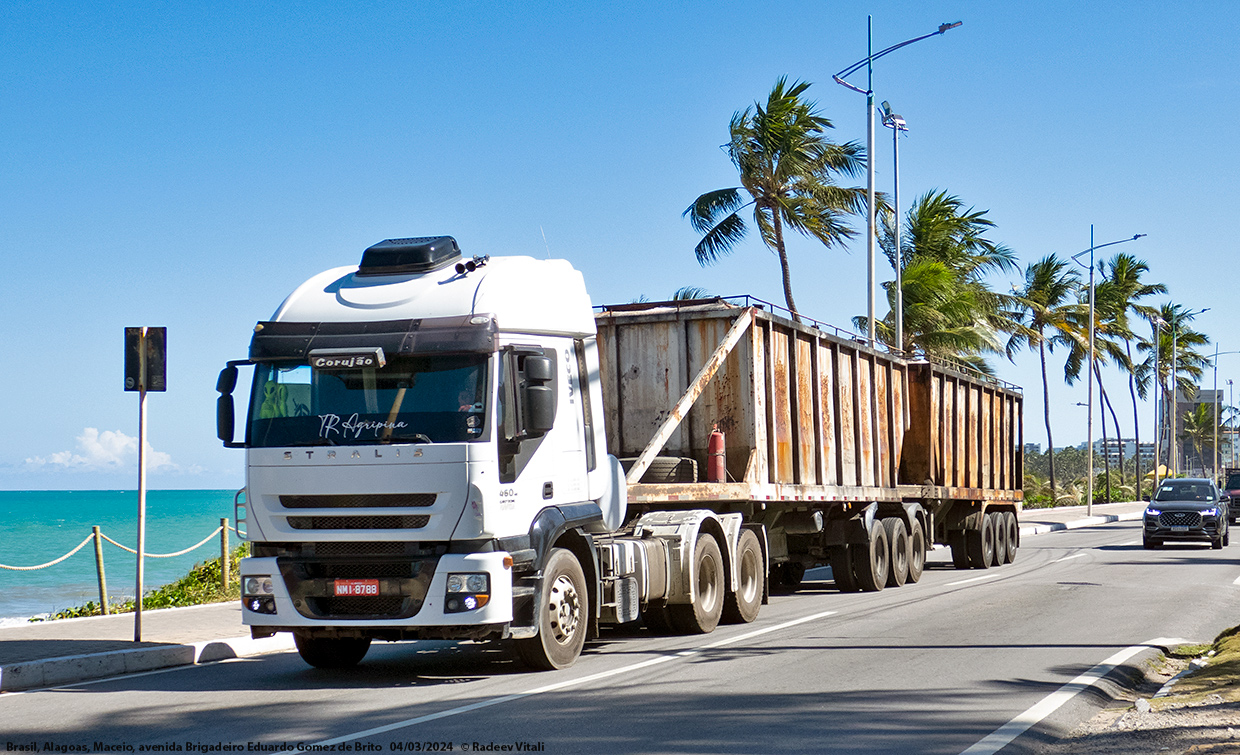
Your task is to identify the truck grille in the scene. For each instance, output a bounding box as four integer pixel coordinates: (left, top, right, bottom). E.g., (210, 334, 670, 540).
(307, 597, 408, 617)
(1159, 511, 1203, 527)
(280, 494, 436, 509)
(278, 556, 439, 621)
(287, 515, 430, 530)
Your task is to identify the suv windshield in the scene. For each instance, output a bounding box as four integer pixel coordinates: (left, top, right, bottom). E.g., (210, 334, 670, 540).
(1226, 474, 1240, 490)
(248, 354, 488, 447)
(1154, 481, 1215, 502)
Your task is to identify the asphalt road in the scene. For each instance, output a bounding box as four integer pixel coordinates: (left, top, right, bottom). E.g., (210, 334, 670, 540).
(4, 521, 1239, 755)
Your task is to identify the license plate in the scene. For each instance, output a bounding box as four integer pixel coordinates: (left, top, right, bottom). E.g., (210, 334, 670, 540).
(334, 579, 380, 597)
(1171, 526, 1190, 533)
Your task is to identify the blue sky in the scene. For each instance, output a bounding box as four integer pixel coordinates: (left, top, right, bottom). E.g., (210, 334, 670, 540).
(2, 1, 1237, 489)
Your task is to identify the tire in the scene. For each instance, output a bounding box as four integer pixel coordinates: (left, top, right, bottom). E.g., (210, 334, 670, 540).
(668, 534, 725, 634)
(906, 518, 926, 584)
(883, 517, 909, 588)
(990, 512, 1007, 567)
(722, 530, 763, 624)
(293, 633, 371, 669)
(1003, 512, 1018, 564)
(966, 514, 994, 569)
(949, 530, 971, 570)
(851, 521, 890, 592)
(516, 547, 588, 670)
(1213, 537, 1224, 550)
(1225, 532, 1231, 547)
(830, 545, 858, 592)
(1142, 534, 1159, 549)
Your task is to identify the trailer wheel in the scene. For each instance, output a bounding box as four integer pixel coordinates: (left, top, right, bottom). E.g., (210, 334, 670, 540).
(669, 534, 724, 634)
(851, 521, 890, 592)
(882, 517, 909, 588)
(966, 515, 995, 569)
(1003, 512, 1018, 563)
(990, 513, 1007, 567)
(906, 518, 926, 583)
(830, 546, 858, 592)
(293, 633, 371, 669)
(723, 529, 763, 624)
(516, 547, 587, 670)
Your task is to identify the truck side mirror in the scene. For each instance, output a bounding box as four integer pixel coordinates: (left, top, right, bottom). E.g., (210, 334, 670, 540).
(217, 365, 238, 394)
(217, 395, 235, 444)
(523, 355, 556, 436)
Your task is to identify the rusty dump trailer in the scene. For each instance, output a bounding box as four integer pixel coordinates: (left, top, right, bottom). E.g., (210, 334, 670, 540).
(596, 298, 1023, 591)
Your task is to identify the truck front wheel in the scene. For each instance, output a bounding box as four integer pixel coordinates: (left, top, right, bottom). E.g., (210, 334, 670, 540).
(517, 547, 588, 670)
(293, 633, 371, 669)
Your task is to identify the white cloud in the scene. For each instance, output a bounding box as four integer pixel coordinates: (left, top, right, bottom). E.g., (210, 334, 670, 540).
(26, 428, 177, 472)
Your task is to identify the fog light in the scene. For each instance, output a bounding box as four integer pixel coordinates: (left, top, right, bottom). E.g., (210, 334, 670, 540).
(244, 596, 276, 614)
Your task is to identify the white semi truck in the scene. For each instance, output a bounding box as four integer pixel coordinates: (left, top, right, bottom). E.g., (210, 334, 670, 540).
(217, 236, 1023, 670)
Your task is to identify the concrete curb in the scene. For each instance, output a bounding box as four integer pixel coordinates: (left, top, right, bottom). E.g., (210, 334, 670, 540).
(0, 633, 295, 693)
(1019, 511, 1145, 538)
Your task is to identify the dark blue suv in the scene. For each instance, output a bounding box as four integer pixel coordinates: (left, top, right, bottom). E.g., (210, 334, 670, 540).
(1144, 478, 1230, 550)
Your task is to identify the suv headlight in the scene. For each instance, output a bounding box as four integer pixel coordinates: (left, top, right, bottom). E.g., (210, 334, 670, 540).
(1202, 507, 1220, 517)
(1145, 508, 1161, 516)
(445, 572, 490, 613)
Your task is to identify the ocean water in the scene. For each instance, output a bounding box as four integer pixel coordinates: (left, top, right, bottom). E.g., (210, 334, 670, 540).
(0, 490, 238, 622)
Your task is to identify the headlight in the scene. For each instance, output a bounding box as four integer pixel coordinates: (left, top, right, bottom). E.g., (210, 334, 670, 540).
(445, 572, 490, 613)
(243, 576, 274, 595)
(1145, 508, 1161, 516)
(1202, 507, 1220, 517)
(242, 575, 277, 614)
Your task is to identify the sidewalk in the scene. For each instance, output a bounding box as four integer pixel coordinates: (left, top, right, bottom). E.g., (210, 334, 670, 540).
(0, 501, 1150, 694)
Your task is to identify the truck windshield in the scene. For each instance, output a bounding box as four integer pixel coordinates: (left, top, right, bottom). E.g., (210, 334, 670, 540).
(248, 355, 488, 447)
(1226, 474, 1240, 490)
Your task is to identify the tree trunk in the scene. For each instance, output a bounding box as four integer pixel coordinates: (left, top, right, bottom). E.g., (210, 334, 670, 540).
(1094, 362, 1112, 503)
(1125, 339, 1142, 495)
(770, 208, 799, 323)
(1040, 337, 1057, 501)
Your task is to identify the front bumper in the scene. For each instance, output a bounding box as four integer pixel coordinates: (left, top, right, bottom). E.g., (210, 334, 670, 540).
(240, 551, 513, 632)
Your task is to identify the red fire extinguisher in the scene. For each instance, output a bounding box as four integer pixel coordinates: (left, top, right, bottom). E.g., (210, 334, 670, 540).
(708, 424, 726, 482)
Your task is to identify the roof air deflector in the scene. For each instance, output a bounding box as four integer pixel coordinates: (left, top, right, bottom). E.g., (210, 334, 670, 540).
(357, 236, 462, 276)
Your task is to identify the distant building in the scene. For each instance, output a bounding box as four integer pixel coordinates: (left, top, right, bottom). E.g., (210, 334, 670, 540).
(1024, 443, 1042, 455)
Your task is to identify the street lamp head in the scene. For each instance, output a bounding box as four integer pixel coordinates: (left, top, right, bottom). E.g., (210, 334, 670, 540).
(1133, 234, 1147, 240)
(938, 21, 963, 33)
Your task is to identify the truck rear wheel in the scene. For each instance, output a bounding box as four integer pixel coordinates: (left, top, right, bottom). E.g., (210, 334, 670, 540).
(966, 515, 995, 569)
(830, 546, 858, 592)
(669, 534, 724, 634)
(949, 531, 970, 570)
(1003, 512, 1018, 563)
(906, 518, 926, 583)
(722, 529, 763, 624)
(990, 513, 1007, 566)
(851, 521, 890, 592)
(293, 633, 371, 669)
(516, 547, 587, 670)
(883, 517, 909, 588)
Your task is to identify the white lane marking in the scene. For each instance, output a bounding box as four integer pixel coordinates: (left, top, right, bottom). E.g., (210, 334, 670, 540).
(1053, 553, 1087, 563)
(946, 572, 1001, 587)
(959, 637, 1189, 755)
(1120, 540, 1141, 546)
(312, 610, 839, 746)
(1232, 574, 1240, 586)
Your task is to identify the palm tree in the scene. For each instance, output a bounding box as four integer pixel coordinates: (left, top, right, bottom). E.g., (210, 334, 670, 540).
(857, 191, 1021, 371)
(685, 78, 867, 321)
(1137, 303, 1210, 473)
(1181, 403, 1222, 476)
(1008, 254, 1081, 502)
(1100, 253, 1167, 484)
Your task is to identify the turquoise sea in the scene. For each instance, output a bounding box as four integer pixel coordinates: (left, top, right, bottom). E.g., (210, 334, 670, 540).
(0, 490, 238, 622)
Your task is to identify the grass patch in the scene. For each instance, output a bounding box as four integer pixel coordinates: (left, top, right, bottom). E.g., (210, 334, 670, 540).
(1154, 626, 1240, 707)
(30, 544, 249, 622)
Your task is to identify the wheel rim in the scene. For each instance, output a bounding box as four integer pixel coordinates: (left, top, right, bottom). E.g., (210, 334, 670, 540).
(737, 547, 760, 604)
(547, 574, 581, 645)
(698, 551, 720, 613)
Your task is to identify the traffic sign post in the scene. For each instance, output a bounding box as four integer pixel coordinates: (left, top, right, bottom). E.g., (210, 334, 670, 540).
(125, 327, 165, 642)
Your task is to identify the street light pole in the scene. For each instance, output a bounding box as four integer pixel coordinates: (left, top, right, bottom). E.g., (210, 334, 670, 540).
(834, 19, 961, 348)
(1153, 317, 1164, 494)
(1209, 349, 1240, 481)
(881, 101, 907, 350)
(1070, 229, 1145, 515)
